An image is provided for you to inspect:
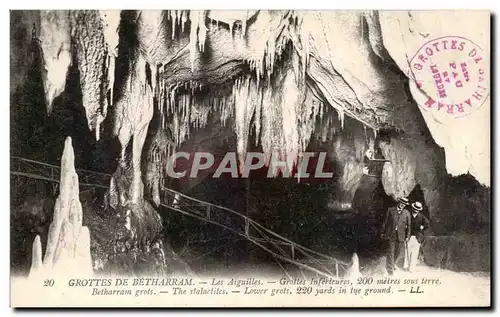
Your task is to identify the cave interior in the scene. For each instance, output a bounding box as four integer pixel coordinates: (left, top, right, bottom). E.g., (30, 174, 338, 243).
(10, 10, 491, 276)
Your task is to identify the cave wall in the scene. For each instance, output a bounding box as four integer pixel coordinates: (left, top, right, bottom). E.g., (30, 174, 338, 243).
(378, 11, 490, 187)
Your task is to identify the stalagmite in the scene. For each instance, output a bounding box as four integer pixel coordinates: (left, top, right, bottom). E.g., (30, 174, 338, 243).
(29, 137, 93, 279)
(29, 236, 42, 277)
(39, 10, 72, 113)
(346, 253, 362, 279)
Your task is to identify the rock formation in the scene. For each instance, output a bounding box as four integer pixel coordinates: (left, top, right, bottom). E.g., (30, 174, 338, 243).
(29, 137, 93, 278)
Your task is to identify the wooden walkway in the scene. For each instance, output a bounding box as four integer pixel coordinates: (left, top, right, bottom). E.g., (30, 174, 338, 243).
(10, 156, 349, 278)
(10, 156, 110, 189)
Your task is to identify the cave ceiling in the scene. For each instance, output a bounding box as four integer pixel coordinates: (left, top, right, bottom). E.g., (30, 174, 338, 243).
(11, 10, 490, 195)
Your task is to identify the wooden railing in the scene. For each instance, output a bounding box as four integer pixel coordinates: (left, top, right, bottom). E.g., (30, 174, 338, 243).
(10, 156, 110, 189)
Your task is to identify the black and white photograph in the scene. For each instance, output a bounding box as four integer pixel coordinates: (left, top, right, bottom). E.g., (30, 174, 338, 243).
(9, 9, 491, 307)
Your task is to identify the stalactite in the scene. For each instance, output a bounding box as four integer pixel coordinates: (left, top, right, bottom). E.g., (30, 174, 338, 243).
(233, 75, 261, 167)
(71, 10, 114, 134)
(338, 110, 345, 130)
(298, 93, 321, 152)
(253, 92, 262, 146)
(181, 11, 188, 33)
(111, 55, 154, 203)
(228, 61, 316, 172)
(99, 10, 120, 106)
(151, 65, 157, 96)
(280, 68, 302, 171)
(260, 81, 294, 169)
(218, 95, 234, 127)
(241, 15, 247, 39)
(197, 13, 207, 53)
(137, 57, 147, 90)
(188, 10, 207, 72)
(265, 34, 277, 81)
(190, 100, 210, 130)
(260, 86, 274, 165)
(130, 57, 154, 204)
(108, 56, 116, 107)
(321, 119, 329, 143)
(39, 10, 72, 113)
(243, 10, 290, 84)
(170, 10, 178, 40)
(353, 125, 366, 161)
(146, 127, 174, 207)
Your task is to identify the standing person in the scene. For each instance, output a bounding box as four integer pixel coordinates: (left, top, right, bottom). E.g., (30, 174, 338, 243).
(382, 197, 411, 276)
(405, 201, 430, 273)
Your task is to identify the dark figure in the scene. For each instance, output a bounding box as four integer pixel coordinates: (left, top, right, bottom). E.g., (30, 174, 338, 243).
(382, 197, 411, 276)
(405, 201, 430, 272)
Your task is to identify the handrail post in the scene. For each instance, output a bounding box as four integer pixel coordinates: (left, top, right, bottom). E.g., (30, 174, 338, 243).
(245, 218, 249, 236)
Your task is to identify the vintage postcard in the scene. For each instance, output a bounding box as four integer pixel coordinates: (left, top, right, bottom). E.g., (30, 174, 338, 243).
(10, 9, 490, 307)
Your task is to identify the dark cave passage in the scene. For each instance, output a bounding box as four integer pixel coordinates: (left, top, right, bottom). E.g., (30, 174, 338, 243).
(154, 127, 397, 275)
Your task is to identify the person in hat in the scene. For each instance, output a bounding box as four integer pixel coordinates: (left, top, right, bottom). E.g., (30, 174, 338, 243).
(381, 197, 411, 276)
(405, 201, 430, 273)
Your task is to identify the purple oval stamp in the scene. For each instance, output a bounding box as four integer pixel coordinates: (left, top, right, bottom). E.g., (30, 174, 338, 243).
(410, 36, 489, 118)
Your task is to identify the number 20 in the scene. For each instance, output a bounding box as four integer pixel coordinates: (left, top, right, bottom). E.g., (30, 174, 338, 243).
(43, 279, 54, 287)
